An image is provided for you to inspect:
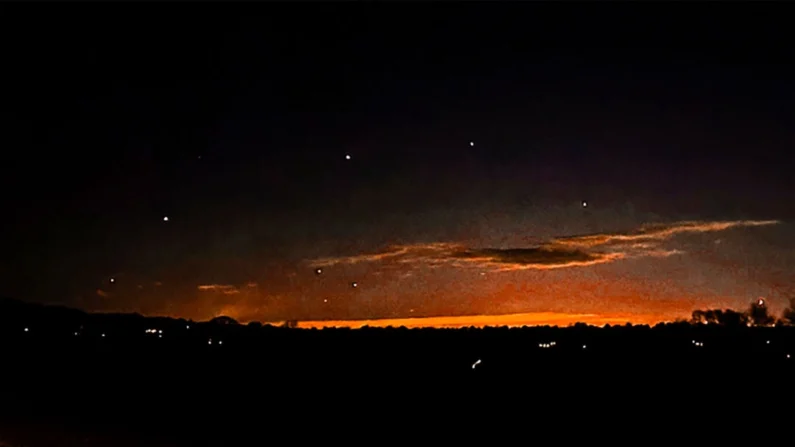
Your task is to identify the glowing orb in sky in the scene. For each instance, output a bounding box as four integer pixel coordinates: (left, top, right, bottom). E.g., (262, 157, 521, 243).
(345, 154, 351, 160)
(163, 216, 169, 222)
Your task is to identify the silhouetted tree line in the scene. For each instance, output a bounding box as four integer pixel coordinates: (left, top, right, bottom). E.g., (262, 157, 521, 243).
(1, 297, 794, 342)
(690, 298, 794, 327)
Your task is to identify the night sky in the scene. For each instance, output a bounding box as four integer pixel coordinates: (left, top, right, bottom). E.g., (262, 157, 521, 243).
(1, 6, 792, 327)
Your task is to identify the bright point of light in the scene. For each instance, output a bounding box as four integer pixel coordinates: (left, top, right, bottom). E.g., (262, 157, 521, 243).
(24, 328, 28, 332)
(186, 325, 190, 329)
(766, 340, 770, 344)
(757, 298, 765, 306)
(101, 333, 105, 337)
(158, 334, 162, 339)
(208, 339, 212, 345)
(109, 278, 115, 283)
(787, 354, 791, 359)
(315, 268, 322, 275)
(472, 359, 481, 369)
(74, 332, 78, 336)
(163, 216, 169, 222)
(469, 141, 474, 147)
(158, 330, 163, 334)
(582, 201, 587, 208)
(323, 299, 328, 303)
(218, 341, 223, 345)
(582, 345, 587, 349)
(351, 282, 358, 288)
(345, 154, 351, 160)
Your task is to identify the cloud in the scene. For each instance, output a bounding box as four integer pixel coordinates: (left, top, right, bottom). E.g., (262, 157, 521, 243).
(306, 219, 779, 272)
(197, 284, 241, 295)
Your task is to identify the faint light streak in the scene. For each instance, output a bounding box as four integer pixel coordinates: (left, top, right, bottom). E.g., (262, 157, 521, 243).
(472, 359, 481, 369)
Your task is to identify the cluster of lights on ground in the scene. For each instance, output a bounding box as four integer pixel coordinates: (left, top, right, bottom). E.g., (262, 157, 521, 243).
(19, 325, 792, 365)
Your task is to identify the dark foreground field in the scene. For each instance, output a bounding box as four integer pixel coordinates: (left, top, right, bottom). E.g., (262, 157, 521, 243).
(1, 322, 793, 446)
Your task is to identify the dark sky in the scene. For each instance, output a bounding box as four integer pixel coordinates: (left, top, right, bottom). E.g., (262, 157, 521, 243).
(0, 5, 792, 326)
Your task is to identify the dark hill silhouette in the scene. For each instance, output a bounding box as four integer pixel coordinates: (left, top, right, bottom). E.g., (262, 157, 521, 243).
(0, 296, 792, 445)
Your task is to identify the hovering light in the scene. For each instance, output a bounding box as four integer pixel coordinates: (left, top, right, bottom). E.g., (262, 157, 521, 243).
(787, 354, 791, 359)
(163, 216, 169, 222)
(315, 268, 323, 275)
(582, 345, 587, 349)
(409, 308, 415, 313)
(158, 330, 163, 334)
(208, 339, 212, 345)
(469, 141, 474, 147)
(186, 325, 190, 329)
(24, 328, 29, 332)
(472, 359, 481, 369)
(74, 332, 79, 336)
(101, 333, 105, 337)
(218, 341, 223, 345)
(345, 154, 351, 160)
(758, 298, 765, 306)
(766, 340, 770, 344)
(582, 201, 588, 208)
(351, 282, 358, 288)
(323, 299, 328, 303)
(109, 277, 115, 283)
(158, 334, 162, 339)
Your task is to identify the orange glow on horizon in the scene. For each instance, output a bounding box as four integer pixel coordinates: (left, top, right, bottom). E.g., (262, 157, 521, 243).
(283, 312, 670, 329)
